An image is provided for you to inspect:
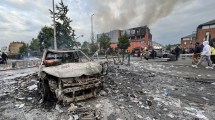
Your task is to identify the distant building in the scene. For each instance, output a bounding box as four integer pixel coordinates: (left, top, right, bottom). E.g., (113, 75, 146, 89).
(181, 33, 196, 50)
(8, 41, 25, 55)
(97, 26, 152, 52)
(196, 19, 215, 45)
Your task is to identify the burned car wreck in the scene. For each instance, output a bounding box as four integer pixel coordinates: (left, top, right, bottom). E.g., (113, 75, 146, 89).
(38, 49, 108, 103)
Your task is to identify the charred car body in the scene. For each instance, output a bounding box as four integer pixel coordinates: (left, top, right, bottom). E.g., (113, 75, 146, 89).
(38, 49, 108, 103)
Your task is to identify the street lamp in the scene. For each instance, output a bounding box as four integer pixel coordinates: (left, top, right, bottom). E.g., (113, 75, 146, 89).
(91, 14, 94, 44)
(75, 35, 84, 40)
(74, 35, 84, 49)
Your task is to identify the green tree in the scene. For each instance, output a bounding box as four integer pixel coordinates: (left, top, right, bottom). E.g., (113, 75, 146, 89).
(29, 38, 40, 51)
(90, 43, 99, 54)
(50, 0, 75, 49)
(166, 44, 171, 51)
(98, 33, 111, 50)
(19, 43, 28, 55)
(81, 41, 90, 54)
(37, 26, 54, 51)
(81, 41, 90, 49)
(117, 34, 130, 62)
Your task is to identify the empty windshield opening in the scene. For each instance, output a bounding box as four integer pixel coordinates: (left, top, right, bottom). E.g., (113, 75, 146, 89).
(44, 51, 90, 67)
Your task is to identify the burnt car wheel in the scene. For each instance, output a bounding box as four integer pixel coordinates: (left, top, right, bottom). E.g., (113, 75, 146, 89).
(38, 79, 55, 102)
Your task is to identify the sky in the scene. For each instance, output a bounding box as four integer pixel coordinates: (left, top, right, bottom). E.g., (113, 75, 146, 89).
(0, 0, 215, 49)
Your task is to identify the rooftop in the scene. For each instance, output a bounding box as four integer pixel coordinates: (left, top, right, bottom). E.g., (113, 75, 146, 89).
(181, 33, 196, 39)
(198, 19, 215, 28)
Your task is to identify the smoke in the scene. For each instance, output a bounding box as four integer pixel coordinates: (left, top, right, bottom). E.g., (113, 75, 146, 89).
(88, 0, 192, 32)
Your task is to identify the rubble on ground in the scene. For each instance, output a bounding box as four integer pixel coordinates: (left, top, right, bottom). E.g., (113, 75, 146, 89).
(0, 62, 215, 120)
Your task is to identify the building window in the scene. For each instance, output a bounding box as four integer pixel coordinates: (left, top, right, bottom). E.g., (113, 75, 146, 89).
(202, 25, 210, 29)
(131, 30, 135, 34)
(183, 38, 190, 40)
(141, 41, 144, 44)
(184, 41, 186, 45)
(136, 29, 140, 34)
(210, 25, 215, 28)
(126, 30, 130, 35)
(121, 31, 125, 35)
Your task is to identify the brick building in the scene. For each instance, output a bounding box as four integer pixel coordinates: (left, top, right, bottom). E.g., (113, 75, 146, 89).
(196, 19, 215, 45)
(97, 26, 152, 52)
(8, 41, 25, 55)
(181, 33, 196, 51)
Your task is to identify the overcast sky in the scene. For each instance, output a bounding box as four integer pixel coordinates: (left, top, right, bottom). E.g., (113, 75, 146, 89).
(0, 0, 215, 48)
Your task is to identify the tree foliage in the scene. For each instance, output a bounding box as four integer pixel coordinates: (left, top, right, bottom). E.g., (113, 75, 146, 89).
(90, 43, 99, 53)
(50, 0, 75, 49)
(166, 44, 171, 51)
(81, 41, 90, 54)
(98, 33, 111, 50)
(81, 41, 90, 49)
(37, 26, 54, 51)
(19, 43, 28, 54)
(117, 34, 130, 63)
(117, 34, 130, 50)
(29, 38, 40, 51)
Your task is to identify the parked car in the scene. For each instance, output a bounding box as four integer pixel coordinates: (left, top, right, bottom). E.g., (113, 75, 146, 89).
(153, 49, 176, 61)
(38, 49, 108, 103)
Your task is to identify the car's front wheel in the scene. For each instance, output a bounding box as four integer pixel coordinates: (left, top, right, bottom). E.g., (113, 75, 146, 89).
(38, 79, 55, 102)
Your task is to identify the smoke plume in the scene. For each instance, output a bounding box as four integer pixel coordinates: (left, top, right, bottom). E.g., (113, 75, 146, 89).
(88, 0, 192, 32)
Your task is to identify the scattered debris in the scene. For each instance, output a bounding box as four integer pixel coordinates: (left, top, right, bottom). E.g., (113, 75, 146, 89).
(100, 90, 107, 96)
(146, 100, 152, 106)
(163, 89, 169, 96)
(137, 114, 143, 118)
(17, 103, 25, 109)
(68, 103, 78, 112)
(27, 84, 37, 91)
(167, 113, 174, 118)
(201, 97, 209, 101)
(55, 104, 63, 113)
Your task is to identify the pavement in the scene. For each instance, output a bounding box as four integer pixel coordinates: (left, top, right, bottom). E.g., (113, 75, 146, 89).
(131, 56, 215, 80)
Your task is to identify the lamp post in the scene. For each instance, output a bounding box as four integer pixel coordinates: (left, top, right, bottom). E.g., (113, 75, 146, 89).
(91, 14, 94, 44)
(53, 0, 57, 50)
(75, 35, 84, 40)
(74, 35, 84, 49)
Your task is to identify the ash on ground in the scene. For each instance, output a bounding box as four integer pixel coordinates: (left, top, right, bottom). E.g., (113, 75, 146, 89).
(0, 62, 215, 120)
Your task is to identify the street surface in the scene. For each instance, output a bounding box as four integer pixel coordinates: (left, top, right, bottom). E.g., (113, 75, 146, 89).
(0, 58, 215, 120)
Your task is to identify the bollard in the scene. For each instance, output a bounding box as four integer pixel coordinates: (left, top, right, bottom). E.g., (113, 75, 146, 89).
(128, 53, 130, 66)
(12, 62, 16, 69)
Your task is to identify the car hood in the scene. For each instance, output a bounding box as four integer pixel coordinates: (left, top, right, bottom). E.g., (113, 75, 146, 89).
(42, 62, 102, 78)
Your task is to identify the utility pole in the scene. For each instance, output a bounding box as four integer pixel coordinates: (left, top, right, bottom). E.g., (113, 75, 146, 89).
(53, 0, 57, 50)
(91, 14, 94, 44)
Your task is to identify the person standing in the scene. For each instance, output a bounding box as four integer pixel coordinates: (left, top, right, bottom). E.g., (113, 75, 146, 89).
(211, 45, 215, 65)
(192, 41, 214, 69)
(174, 46, 181, 60)
(1, 52, 8, 64)
(150, 49, 156, 59)
(144, 49, 150, 60)
(192, 42, 201, 64)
